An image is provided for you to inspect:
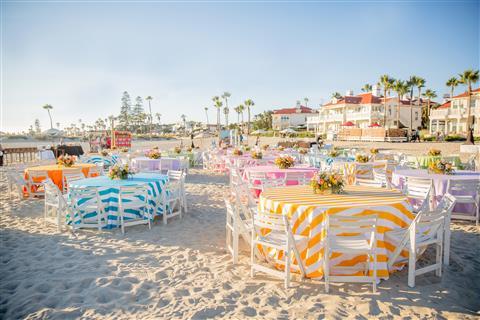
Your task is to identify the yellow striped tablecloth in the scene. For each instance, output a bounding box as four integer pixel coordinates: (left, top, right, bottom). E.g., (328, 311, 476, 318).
(259, 185, 414, 279)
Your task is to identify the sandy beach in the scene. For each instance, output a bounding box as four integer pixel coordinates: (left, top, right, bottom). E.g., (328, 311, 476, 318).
(1, 138, 479, 319)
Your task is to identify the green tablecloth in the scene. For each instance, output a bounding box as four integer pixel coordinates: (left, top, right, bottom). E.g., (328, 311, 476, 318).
(416, 155, 462, 169)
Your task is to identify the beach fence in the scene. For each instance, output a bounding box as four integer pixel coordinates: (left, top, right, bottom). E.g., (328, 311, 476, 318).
(0, 147, 38, 166)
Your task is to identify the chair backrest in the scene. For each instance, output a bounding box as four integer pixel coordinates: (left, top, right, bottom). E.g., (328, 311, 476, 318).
(118, 185, 149, 206)
(44, 179, 64, 207)
(69, 186, 102, 209)
(247, 171, 267, 182)
(63, 170, 86, 193)
(28, 170, 49, 184)
(404, 177, 433, 211)
(88, 165, 103, 177)
(285, 172, 310, 185)
(253, 210, 288, 233)
(354, 163, 374, 179)
(373, 169, 391, 188)
(327, 214, 377, 240)
(446, 179, 480, 197)
(167, 169, 184, 181)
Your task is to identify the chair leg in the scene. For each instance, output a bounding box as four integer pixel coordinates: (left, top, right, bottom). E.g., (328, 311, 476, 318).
(436, 242, 442, 277)
(285, 247, 291, 289)
(232, 225, 239, 264)
(408, 248, 416, 288)
(324, 248, 330, 293)
(372, 252, 377, 293)
(250, 235, 255, 278)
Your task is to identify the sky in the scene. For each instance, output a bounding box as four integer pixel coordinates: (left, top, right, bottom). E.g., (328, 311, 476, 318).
(1, 0, 479, 133)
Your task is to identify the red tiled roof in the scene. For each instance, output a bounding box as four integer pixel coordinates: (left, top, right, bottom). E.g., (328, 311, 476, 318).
(273, 106, 316, 114)
(452, 87, 480, 99)
(437, 101, 451, 109)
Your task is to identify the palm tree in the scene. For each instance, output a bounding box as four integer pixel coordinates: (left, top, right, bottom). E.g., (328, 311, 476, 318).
(446, 77, 459, 101)
(180, 114, 187, 134)
(213, 96, 223, 134)
(422, 89, 437, 129)
(204, 107, 209, 126)
(361, 84, 372, 93)
(145, 96, 153, 137)
(222, 91, 232, 115)
(304, 97, 309, 107)
(237, 104, 245, 132)
(393, 79, 408, 128)
(244, 99, 255, 135)
(234, 106, 241, 124)
(223, 106, 230, 127)
(379, 75, 394, 127)
(414, 76, 426, 110)
(42, 104, 54, 129)
(407, 76, 418, 132)
(459, 69, 479, 144)
(331, 92, 342, 99)
(56, 122, 60, 129)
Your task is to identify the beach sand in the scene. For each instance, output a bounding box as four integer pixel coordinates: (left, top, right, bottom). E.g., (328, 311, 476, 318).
(1, 139, 479, 319)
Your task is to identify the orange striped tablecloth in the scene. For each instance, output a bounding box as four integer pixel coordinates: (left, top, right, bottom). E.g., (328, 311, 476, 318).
(259, 185, 414, 279)
(25, 163, 96, 190)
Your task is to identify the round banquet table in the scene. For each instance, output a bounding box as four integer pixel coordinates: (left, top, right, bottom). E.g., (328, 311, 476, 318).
(131, 157, 182, 172)
(68, 173, 168, 229)
(259, 185, 414, 279)
(392, 169, 480, 212)
(25, 163, 97, 190)
(243, 165, 318, 196)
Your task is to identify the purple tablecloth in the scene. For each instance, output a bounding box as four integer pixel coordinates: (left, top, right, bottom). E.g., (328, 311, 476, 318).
(392, 169, 480, 214)
(131, 157, 181, 171)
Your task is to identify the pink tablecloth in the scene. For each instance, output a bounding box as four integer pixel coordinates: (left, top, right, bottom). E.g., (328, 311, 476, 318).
(243, 165, 318, 196)
(392, 169, 480, 213)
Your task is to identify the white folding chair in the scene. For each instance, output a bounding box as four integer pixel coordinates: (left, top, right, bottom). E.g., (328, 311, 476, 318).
(7, 171, 28, 200)
(27, 170, 49, 198)
(43, 179, 71, 231)
(251, 210, 307, 289)
(69, 186, 106, 231)
(63, 168, 86, 193)
(446, 179, 480, 226)
(118, 185, 151, 234)
(285, 172, 310, 186)
(324, 214, 378, 293)
(167, 169, 188, 213)
(88, 165, 104, 177)
(385, 196, 454, 287)
(162, 177, 184, 224)
(224, 197, 253, 264)
(403, 177, 434, 213)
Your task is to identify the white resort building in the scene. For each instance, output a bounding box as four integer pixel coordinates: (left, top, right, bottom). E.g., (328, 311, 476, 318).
(272, 105, 318, 130)
(429, 88, 480, 135)
(306, 87, 425, 134)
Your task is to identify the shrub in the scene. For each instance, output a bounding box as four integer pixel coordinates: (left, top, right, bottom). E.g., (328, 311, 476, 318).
(445, 135, 466, 142)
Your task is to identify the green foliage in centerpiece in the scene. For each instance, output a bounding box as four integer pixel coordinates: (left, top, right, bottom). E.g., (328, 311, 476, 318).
(355, 154, 370, 163)
(251, 151, 263, 159)
(428, 148, 441, 156)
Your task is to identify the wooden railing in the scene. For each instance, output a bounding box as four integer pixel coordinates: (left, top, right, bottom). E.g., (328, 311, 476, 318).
(1, 148, 38, 166)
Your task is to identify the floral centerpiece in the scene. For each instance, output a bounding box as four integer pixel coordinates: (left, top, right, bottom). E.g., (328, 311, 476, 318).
(57, 154, 77, 167)
(262, 144, 269, 151)
(108, 164, 135, 180)
(100, 150, 110, 157)
(428, 148, 441, 156)
(121, 147, 129, 153)
(428, 159, 454, 175)
(243, 146, 251, 152)
(232, 148, 243, 156)
(310, 172, 344, 194)
(146, 149, 161, 159)
(355, 154, 370, 163)
(186, 147, 193, 152)
(274, 155, 295, 169)
(299, 148, 308, 155)
(370, 148, 379, 155)
(174, 146, 182, 154)
(277, 146, 285, 151)
(328, 148, 339, 158)
(251, 151, 263, 159)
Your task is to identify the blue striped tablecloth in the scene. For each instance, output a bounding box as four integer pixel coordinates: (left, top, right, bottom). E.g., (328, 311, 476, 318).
(68, 173, 168, 229)
(82, 154, 120, 167)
